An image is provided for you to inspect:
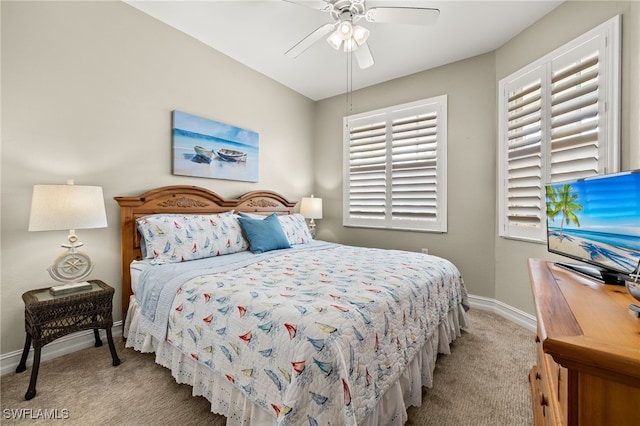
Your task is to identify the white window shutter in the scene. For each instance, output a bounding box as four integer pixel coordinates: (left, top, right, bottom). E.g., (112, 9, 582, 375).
(501, 70, 544, 240)
(499, 15, 620, 242)
(347, 117, 387, 223)
(549, 40, 603, 183)
(344, 96, 447, 232)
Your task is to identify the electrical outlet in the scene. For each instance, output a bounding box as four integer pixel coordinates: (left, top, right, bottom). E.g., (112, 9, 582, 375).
(421, 248, 429, 255)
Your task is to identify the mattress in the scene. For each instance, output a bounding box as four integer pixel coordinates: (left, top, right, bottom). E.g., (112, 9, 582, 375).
(124, 241, 468, 425)
(130, 260, 153, 295)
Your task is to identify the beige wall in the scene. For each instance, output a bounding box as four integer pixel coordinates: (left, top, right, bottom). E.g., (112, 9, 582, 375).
(632, 0, 640, 165)
(494, 1, 640, 314)
(314, 53, 498, 301)
(314, 1, 640, 316)
(1, 1, 315, 354)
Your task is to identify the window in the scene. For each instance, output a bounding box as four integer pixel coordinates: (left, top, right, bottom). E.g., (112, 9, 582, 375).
(498, 16, 620, 242)
(343, 96, 447, 232)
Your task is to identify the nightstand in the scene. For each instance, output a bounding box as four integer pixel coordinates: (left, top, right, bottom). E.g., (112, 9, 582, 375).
(15, 279, 121, 400)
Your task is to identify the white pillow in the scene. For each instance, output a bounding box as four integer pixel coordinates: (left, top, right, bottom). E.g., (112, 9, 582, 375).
(237, 212, 313, 245)
(136, 212, 247, 264)
(278, 214, 313, 245)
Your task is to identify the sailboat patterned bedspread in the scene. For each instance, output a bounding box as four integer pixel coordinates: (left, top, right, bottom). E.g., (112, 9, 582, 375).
(152, 243, 465, 425)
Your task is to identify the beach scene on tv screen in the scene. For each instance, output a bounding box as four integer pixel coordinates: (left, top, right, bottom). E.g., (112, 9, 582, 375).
(546, 173, 640, 274)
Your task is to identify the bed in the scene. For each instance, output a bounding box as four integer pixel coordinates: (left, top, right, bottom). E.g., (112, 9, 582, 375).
(115, 185, 469, 425)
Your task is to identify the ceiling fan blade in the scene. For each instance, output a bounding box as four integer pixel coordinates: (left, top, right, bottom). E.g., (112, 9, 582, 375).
(365, 7, 440, 26)
(282, 0, 333, 12)
(354, 42, 374, 69)
(285, 23, 335, 58)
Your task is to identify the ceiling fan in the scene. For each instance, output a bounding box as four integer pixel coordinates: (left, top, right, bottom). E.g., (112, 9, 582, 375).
(284, 0, 439, 69)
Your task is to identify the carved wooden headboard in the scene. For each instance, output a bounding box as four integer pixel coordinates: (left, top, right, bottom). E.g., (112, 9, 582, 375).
(114, 185, 296, 319)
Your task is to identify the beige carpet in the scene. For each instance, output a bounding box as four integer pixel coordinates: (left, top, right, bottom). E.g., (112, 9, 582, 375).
(1, 309, 535, 425)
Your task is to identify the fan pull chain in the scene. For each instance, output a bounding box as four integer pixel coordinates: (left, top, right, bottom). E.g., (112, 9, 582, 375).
(346, 49, 354, 114)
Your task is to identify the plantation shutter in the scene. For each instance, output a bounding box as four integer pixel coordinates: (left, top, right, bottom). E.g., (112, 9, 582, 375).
(390, 107, 439, 222)
(344, 96, 447, 232)
(498, 16, 620, 242)
(502, 70, 544, 239)
(346, 117, 387, 222)
(549, 41, 603, 183)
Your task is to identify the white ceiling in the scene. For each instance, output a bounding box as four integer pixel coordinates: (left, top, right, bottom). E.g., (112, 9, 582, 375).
(125, 0, 563, 100)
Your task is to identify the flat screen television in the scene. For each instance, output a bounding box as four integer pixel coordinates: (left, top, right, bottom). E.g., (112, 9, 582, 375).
(545, 169, 640, 285)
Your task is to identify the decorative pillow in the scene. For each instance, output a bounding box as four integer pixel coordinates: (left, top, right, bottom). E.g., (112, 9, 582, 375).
(237, 212, 313, 245)
(278, 214, 313, 244)
(136, 212, 247, 264)
(237, 213, 292, 254)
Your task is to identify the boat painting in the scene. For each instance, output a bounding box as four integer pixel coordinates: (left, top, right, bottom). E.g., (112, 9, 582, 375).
(215, 148, 247, 162)
(192, 146, 247, 164)
(172, 110, 259, 182)
(193, 146, 213, 163)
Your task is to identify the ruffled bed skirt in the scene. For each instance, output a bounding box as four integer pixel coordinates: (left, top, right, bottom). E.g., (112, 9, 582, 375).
(124, 297, 468, 425)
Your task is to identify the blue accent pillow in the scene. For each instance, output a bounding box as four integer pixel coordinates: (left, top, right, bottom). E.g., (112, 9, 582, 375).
(238, 213, 292, 254)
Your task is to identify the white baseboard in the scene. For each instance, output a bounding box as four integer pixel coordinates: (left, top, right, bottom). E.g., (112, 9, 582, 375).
(1, 295, 535, 376)
(467, 294, 537, 332)
(0, 322, 123, 376)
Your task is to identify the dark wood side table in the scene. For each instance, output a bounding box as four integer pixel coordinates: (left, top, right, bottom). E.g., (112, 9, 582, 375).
(15, 279, 121, 400)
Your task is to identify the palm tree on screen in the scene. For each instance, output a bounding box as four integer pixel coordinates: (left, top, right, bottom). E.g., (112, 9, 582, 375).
(555, 184, 583, 238)
(546, 185, 560, 220)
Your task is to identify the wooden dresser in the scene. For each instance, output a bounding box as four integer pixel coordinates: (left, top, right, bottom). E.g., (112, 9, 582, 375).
(528, 258, 640, 426)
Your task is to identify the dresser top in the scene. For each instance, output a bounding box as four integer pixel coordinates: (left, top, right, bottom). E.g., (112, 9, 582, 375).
(528, 258, 640, 386)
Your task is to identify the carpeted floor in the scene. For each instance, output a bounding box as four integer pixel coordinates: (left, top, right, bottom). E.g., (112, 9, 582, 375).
(0, 309, 535, 425)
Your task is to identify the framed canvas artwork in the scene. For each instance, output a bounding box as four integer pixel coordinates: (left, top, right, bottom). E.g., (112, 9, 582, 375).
(172, 110, 259, 182)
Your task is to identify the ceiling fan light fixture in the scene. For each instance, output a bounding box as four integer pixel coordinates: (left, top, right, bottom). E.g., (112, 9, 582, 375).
(326, 31, 343, 50)
(352, 24, 369, 45)
(343, 37, 360, 52)
(337, 21, 353, 40)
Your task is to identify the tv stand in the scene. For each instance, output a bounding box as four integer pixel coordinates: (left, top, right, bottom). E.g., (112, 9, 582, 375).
(528, 259, 640, 426)
(554, 261, 625, 285)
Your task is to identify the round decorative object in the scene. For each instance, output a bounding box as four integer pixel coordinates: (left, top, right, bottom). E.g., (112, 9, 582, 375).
(628, 279, 640, 301)
(48, 250, 94, 283)
(627, 278, 640, 318)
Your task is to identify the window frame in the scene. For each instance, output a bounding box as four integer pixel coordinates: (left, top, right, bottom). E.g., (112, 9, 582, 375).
(342, 96, 448, 233)
(498, 15, 620, 243)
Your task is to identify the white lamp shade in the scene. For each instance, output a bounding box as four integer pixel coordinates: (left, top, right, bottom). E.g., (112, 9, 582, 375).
(337, 21, 353, 40)
(300, 196, 323, 220)
(352, 25, 370, 45)
(28, 184, 108, 232)
(327, 31, 343, 50)
(343, 38, 359, 52)
(328, 22, 368, 53)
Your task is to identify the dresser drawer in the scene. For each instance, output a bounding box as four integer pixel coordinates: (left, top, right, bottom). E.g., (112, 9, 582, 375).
(528, 259, 640, 426)
(534, 333, 565, 426)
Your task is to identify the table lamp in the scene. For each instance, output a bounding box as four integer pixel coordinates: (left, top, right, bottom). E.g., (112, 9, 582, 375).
(28, 180, 108, 295)
(300, 194, 323, 238)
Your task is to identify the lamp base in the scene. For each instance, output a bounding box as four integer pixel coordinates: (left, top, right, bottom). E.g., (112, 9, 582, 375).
(48, 246, 94, 283)
(49, 281, 93, 296)
(308, 219, 317, 239)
